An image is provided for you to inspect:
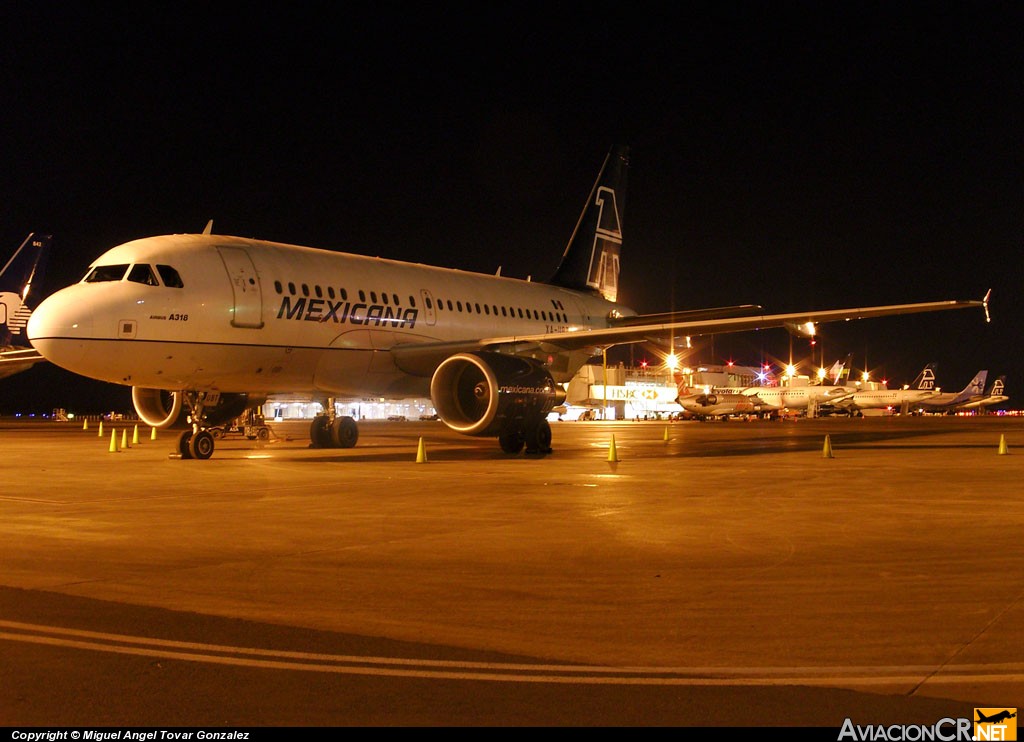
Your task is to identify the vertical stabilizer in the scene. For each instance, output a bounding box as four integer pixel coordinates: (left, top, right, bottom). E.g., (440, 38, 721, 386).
(952, 370, 988, 404)
(909, 363, 938, 391)
(0, 233, 52, 348)
(549, 145, 629, 302)
(827, 353, 853, 383)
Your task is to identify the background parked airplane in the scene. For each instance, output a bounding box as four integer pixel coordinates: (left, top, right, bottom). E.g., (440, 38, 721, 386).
(0, 233, 52, 380)
(912, 368, 988, 413)
(738, 383, 857, 416)
(824, 363, 940, 416)
(674, 388, 772, 420)
(955, 375, 1008, 412)
(26, 149, 989, 458)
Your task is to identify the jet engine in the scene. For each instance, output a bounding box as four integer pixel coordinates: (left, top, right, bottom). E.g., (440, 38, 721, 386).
(430, 352, 563, 437)
(132, 388, 183, 428)
(131, 388, 253, 428)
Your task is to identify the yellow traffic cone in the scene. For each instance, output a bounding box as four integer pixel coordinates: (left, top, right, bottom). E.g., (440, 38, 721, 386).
(998, 434, 1009, 455)
(132, 424, 140, 445)
(822, 434, 834, 458)
(108, 429, 118, 453)
(663, 426, 670, 442)
(83, 418, 89, 431)
(121, 429, 129, 449)
(415, 437, 428, 463)
(150, 426, 157, 441)
(607, 434, 619, 463)
(98, 420, 104, 438)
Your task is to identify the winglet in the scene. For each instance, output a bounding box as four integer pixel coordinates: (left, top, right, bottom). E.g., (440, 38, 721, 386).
(202, 219, 214, 235)
(982, 289, 992, 323)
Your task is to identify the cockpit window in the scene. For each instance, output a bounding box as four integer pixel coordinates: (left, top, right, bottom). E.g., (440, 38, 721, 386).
(127, 264, 159, 286)
(156, 265, 184, 288)
(83, 264, 130, 282)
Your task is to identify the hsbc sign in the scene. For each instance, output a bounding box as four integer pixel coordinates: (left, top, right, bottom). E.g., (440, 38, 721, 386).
(589, 385, 678, 404)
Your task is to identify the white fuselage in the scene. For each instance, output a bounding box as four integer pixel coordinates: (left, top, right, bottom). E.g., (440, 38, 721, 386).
(27, 234, 626, 398)
(833, 387, 938, 411)
(738, 385, 857, 410)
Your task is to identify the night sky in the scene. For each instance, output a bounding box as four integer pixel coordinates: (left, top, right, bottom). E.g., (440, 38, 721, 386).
(1, 4, 1021, 414)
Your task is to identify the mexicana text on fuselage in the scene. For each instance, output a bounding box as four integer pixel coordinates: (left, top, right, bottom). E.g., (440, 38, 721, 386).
(277, 296, 418, 328)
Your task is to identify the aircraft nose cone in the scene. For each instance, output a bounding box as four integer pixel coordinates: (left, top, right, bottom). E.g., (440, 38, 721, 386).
(27, 289, 93, 371)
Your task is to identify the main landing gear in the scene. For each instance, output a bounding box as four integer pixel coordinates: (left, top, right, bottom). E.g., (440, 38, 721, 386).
(308, 398, 360, 449)
(498, 418, 553, 455)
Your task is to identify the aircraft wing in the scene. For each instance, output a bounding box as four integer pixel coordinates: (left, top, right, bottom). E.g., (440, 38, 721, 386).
(391, 295, 989, 376)
(0, 347, 46, 379)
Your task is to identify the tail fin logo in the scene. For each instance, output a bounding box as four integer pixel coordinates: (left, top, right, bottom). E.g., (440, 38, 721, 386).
(0, 293, 31, 336)
(548, 145, 629, 303)
(992, 379, 1004, 395)
(918, 367, 936, 390)
(587, 186, 622, 303)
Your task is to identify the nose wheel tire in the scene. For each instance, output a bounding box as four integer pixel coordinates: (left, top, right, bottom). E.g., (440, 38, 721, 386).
(188, 430, 215, 459)
(177, 429, 215, 459)
(178, 430, 194, 459)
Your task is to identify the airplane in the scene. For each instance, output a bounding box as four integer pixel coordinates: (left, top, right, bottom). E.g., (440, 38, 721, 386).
(26, 146, 991, 459)
(674, 388, 772, 420)
(976, 710, 1016, 724)
(825, 363, 941, 416)
(737, 383, 858, 415)
(911, 368, 988, 413)
(955, 375, 1008, 412)
(0, 232, 52, 380)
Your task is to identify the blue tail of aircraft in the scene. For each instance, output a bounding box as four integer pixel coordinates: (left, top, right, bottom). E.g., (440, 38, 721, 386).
(1, 233, 52, 349)
(951, 370, 988, 404)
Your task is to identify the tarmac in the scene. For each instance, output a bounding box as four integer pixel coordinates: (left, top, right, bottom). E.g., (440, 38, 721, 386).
(1, 414, 1022, 727)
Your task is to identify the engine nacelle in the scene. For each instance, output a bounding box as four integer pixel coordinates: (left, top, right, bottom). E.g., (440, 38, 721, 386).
(430, 352, 563, 437)
(131, 387, 184, 428)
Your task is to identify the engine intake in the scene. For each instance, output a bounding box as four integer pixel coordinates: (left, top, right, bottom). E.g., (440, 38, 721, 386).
(430, 352, 563, 437)
(131, 387, 184, 428)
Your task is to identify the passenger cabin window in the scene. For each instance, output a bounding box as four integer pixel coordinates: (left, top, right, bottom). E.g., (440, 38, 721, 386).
(127, 264, 159, 286)
(83, 264, 129, 283)
(156, 265, 184, 288)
